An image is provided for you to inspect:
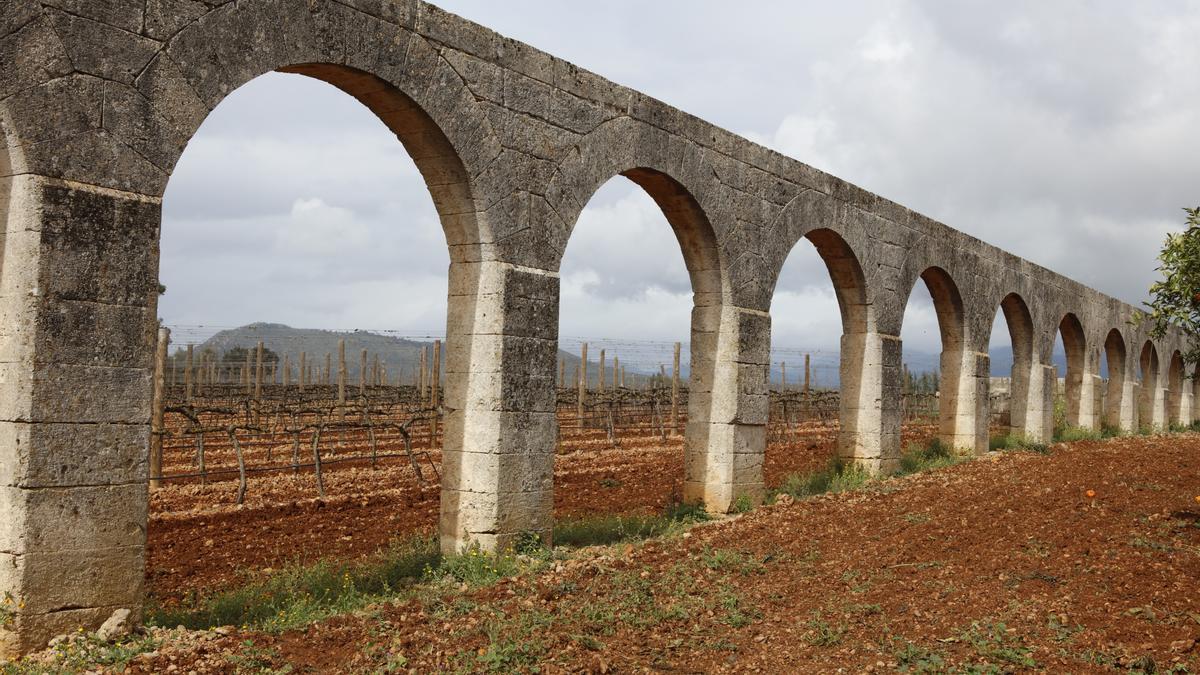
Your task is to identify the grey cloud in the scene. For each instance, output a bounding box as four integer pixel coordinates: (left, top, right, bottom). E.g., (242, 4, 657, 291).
(159, 2, 1196, 359)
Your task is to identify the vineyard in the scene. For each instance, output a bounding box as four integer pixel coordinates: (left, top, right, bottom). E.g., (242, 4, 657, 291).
(143, 330, 1004, 605)
(154, 381, 951, 503)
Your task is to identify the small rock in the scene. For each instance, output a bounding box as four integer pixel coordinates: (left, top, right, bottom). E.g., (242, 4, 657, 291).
(213, 626, 233, 636)
(1171, 639, 1195, 653)
(96, 608, 132, 641)
(774, 494, 795, 507)
(47, 634, 68, 648)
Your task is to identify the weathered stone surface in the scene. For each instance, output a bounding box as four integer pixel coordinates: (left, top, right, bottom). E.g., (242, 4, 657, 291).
(0, 0, 1192, 656)
(0, 421, 148, 488)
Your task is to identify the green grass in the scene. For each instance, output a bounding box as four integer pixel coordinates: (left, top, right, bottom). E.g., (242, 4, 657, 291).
(554, 504, 705, 548)
(151, 502, 716, 634)
(897, 438, 958, 476)
(1053, 426, 1103, 443)
(989, 434, 1050, 454)
(149, 535, 441, 632)
(773, 457, 871, 500)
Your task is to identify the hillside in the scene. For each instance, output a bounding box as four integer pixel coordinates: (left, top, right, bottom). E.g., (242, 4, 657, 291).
(174, 323, 610, 385)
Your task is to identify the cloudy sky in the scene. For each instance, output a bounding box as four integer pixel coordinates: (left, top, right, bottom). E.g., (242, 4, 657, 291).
(159, 1, 1200, 372)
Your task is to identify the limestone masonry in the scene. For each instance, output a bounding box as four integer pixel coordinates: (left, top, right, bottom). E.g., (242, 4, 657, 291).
(0, 0, 1194, 655)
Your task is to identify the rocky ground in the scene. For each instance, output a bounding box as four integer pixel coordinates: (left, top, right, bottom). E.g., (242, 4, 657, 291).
(12, 431, 1195, 673)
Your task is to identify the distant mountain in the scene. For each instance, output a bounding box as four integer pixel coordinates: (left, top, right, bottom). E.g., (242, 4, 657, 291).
(172, 323, 647, 386)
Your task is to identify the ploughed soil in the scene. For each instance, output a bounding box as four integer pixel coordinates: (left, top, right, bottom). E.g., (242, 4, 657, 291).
(150, 422, 939, 604)
(129, 432, 1200, 673)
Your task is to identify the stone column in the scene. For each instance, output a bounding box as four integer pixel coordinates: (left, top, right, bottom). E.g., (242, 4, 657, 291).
(838, 331, 902, 473)
(939, 348, 987, 454)
(439, 261, 558, 553)
(1009, 359, 1053, 443)
(0, 178, 154, 654)
(1138, 373, 1167, 431)
(1115, 376, 1138, 432)
(1066, 352, 1100, 431)
(684, 305, 769, 512)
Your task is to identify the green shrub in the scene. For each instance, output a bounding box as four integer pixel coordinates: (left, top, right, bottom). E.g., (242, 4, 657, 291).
(775, 458, 870, 500)
(898, 438, 957, 475)
(1053, 426, 1102, 443)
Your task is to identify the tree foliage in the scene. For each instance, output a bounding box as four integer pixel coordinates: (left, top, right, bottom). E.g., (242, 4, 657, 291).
(1142, 207, 1200, 371)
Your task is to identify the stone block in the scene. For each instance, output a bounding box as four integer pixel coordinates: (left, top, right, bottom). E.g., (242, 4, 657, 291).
(41, 0, 144, 33)
(0, 483, 147, 555)
(0, 545, 144, 614)
(443, 370, 556, 413)
(439, 487, 552, 544)
(0, 16, 73, 102)
(444, 409, 557, 455)
(440, 449, 553, 494)
(45, 10, 160, 84)
(35, 182, 162, 305)
(0, 421, 148, 488)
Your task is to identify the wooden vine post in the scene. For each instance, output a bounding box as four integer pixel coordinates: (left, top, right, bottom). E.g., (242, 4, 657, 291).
(599, 349, 606, 392)
(149, 327, 169, 490)
(243, 349, 252, 393)
(430, 339, 441, 445)
(613, 356, 619, 390)
(804, 353, 811, 394)
(299, 352, 307, 392)
(671, 341, 681, 434)
(578, 342, 588, 429)
(184, 343, 194, 404)
(419, 346, 428, 402)
(337, 339, 347, 406)
(254, 341, 264, 400)
(359, 348, 368, 394)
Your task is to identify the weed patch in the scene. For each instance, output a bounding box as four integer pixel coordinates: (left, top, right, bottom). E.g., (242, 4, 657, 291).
(990, 434, 1050, 454)
(150, 536, 441, 632)
(898, 438, 958, 475)
(773, 458, 871, 500)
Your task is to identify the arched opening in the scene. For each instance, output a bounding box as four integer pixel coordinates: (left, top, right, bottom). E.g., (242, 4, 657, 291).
(1167, 351, 1186, 427)
(1055, 313, 1087, 432)
(1103, 329, 1128, 431)
(768, 229, 868, 481)
(1138, 341, 1161, 431)
(771, 229, 875, 469)
(988, 293, 1036, 440)
(553, 171, 714, 523)
(899, 268, 969, 451)
(555, 167, 725, 520)
(153, 67, 478, 604)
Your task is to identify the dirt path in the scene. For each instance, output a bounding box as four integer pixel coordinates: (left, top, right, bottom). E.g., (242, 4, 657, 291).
(140, 432, 1199, 673)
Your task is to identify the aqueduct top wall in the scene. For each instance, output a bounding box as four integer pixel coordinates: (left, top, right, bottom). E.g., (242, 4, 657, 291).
(0, 0, 1193, 654)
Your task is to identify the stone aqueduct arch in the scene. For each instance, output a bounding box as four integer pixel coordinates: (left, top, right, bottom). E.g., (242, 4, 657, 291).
(0, 0, 1194, 653)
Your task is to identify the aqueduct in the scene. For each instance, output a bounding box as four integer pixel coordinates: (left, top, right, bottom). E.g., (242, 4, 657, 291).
(0, 0, 1195, 653)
